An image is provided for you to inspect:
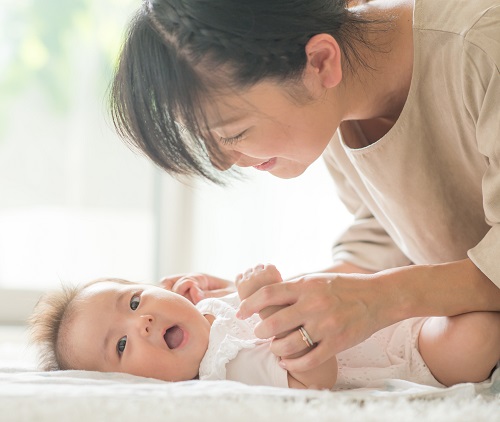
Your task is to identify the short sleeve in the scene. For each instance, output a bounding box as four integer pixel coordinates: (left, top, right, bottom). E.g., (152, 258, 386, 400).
(463, 7, 500, 288)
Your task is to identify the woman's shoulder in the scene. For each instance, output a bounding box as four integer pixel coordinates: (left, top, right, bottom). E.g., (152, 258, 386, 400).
(414, 0, 499, 37)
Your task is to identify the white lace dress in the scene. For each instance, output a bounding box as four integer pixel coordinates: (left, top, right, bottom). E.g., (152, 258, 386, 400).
(334, 317, 444, 390)
(196, 294, 442, 390)
(196, 293, 288, 387)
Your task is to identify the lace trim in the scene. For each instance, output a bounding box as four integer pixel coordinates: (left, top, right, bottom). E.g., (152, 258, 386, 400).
(197, 294, 265, 380)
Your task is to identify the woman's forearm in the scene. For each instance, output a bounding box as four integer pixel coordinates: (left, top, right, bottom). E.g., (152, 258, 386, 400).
(375, 258, 500, 325)
(237, 258, 500, 373)
(286, 261, 374, 281)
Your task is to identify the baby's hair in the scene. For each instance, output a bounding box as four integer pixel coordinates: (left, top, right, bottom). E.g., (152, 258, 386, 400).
(28, 284, 82, 371)
(110, 0, 391, 184)
(28, 278, 134, 372)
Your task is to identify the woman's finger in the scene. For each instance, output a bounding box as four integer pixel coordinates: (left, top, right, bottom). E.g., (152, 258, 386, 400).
(237, 281, 297, 320)
(270, 326, 316, 358)
(279, 343, 332, 373)
(251, 298, 307, 339)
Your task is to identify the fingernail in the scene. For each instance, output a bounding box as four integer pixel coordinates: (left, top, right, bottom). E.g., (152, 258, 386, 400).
(279, 361, 287, 369)
(236, 311, 243, 319)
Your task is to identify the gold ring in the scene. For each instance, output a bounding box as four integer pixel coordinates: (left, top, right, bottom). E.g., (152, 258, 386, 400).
(298, 326, 314, 348)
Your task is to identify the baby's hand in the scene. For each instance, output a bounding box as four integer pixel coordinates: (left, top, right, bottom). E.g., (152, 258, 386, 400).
(159, 273, 234, 304)
(236, 264, 284, 320)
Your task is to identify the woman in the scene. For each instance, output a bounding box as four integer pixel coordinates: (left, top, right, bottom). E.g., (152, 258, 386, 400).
(110, 0, 500, 376)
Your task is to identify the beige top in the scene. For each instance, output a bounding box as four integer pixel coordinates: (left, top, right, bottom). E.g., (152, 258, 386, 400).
(324, 0, 500, 288)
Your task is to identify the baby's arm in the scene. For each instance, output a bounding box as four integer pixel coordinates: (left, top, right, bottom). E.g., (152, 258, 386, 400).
(419, 311, 500, 386)
(160, 273, 235, 304)
(237, 264, 338, 390)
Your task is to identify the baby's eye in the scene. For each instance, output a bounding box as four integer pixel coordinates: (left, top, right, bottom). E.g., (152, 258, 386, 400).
(130, 294, 140, 310)
(117, 336, 127, 355)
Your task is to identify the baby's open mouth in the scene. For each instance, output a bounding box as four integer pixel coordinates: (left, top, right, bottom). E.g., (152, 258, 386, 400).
(164, 325, 184, 349)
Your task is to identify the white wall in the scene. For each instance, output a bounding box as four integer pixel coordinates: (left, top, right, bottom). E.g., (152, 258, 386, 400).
(158, 160, 352, 281)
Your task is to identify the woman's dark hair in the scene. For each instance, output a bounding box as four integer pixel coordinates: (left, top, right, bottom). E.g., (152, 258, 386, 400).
(110, 0, 387, 183)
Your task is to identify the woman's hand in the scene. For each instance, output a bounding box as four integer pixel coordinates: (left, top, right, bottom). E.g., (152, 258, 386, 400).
(159, 273, 235, 304)
(237, 272, 389, 373)
(237, 259, 500, 373)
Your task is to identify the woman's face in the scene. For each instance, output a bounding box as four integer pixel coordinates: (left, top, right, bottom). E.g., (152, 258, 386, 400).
(204, 80, 339, 179)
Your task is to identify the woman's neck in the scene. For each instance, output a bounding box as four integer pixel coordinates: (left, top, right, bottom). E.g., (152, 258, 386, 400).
(341, 0, 414, 123)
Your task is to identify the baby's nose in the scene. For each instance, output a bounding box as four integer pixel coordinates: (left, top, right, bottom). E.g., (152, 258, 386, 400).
(139, 314, 154, 335)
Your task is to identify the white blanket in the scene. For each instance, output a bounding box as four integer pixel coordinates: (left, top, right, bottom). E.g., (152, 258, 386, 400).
(1, 364, 498, 422)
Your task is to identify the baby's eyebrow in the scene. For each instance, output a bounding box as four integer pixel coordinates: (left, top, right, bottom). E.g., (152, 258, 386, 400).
(102, 290, 126, 362)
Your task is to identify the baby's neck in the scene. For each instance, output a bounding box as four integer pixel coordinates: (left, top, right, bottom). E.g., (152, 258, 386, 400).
(203, 313, 216, 326)
(193, 314, 215, 381)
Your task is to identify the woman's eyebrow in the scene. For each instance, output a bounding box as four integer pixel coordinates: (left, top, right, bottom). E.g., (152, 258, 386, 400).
(209, 114, 247, 130)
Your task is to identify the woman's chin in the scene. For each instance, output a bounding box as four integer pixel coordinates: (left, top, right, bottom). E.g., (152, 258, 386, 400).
(270, 165, 308, 179)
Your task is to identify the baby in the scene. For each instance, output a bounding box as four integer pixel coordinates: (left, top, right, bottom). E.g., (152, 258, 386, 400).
(29, 265, 500, 390)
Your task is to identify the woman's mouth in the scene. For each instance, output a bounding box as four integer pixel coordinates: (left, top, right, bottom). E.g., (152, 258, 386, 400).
(253, 158, 277, 171)
(163, 325, 185, 349)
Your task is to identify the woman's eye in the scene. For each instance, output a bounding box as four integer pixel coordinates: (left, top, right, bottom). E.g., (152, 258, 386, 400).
(130, 294, 140, 310)
(117, 336, 127, 355)
(219, 131, 246, 146)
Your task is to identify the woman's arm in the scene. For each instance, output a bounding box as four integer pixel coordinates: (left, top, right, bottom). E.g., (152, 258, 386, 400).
(237, 258, 500, 374)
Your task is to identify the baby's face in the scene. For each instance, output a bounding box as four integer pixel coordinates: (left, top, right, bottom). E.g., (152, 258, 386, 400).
(65, 281, 211, 381)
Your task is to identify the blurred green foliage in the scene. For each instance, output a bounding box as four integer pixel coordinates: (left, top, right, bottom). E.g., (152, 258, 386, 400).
(0, 0, 134, 133)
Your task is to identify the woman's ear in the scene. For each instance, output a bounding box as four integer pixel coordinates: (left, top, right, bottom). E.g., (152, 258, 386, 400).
(304, 34, 342, 89)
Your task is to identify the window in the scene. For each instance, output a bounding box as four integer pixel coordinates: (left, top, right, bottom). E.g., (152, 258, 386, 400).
(0, 1, 158, 323)
(1, 1, 351, 325)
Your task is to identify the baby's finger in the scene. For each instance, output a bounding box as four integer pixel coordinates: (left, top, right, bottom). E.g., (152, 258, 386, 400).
(189, 285, 206, 304)
(242, 264, 264, 279)
(159, 274, 185, 290)
(172, 277, 198, 297)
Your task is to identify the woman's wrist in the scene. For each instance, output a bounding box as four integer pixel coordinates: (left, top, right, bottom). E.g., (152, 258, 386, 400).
(371, 266, 422, 325)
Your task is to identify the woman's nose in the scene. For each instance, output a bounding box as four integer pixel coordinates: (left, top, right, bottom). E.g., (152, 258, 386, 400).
(138, 314, 154, 336)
